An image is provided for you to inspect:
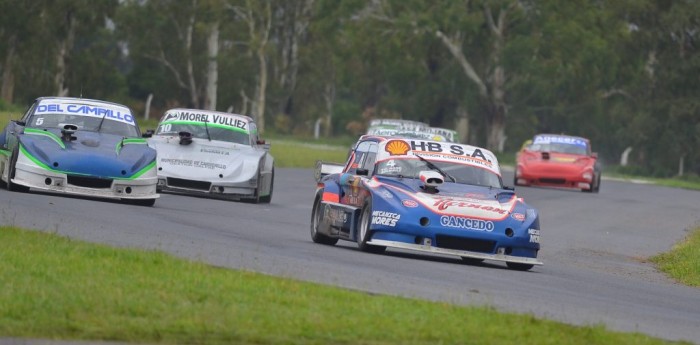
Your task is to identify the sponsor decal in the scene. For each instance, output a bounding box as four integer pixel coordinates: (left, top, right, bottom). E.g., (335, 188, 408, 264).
(511, 213, 526, 221)
(163, 111, 247, 131)
(162, 112, 179, 122)
(402, 199, 418, 208)
(36, 103, 135, 125)
(325, 207, 348, 225)
(440, 216, 494, 232)
(527, 209, 537, 218)
(200, 147, 230, 155)
(410, 141, 491, 163)
(379, 190, 393, 199)
(528, 228, 540, 243)
(160, 158, 226, 170)
(379, 159, 403, 174)
(431, 197, 508, 215)
(371, 211, 400, 227)
(534, 135, 587, 147)
(385, 140, 410, 156)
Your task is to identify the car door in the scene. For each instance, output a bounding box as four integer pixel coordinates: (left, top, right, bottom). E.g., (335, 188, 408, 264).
(340, 140, 378, 207)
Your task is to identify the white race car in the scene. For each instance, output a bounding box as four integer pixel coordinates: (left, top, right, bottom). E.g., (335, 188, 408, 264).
(147, 108, 274, 203)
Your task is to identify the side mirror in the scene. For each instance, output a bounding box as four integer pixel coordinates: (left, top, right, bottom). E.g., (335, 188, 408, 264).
(256, 139, 266, 145)
(591, 152, 598, 159)
(356, 168, 369, 176)
(142, 129, 154, 138)
(11, 120, 26, 127)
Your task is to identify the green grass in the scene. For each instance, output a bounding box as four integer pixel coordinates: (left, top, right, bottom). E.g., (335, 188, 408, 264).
(0, 226, 681, 345)
(651, 227, 700, 287)
(1, 111, 16, 126)
(603, 170, 700, 191)
(270, 139, 348, 168)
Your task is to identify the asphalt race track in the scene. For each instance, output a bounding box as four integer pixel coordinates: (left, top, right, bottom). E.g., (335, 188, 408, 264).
(1, 168, 699, 343)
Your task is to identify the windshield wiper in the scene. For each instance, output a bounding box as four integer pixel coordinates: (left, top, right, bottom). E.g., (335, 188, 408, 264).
(414, 154, 456, 182)
(95, 110, 108, 132)
(204, 119, 211, 141)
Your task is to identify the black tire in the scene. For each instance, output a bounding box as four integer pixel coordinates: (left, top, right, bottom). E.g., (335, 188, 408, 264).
(506, 262, 534, 271)
(592, 173, 601, 193)
(582, 173, 600, 193)
(357, 199, 386, 254)
(310, 193, 338, 245)
(7, 147, 29, 193)
(259, 167, 274, 204)
(125, 198, 156, 207)
(461, 257, 485, 265)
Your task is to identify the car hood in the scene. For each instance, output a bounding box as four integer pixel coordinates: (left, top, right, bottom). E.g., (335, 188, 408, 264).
(149, 136, 264, 181)
(19, 128, 155, 179)
(366, 176, 524, 221)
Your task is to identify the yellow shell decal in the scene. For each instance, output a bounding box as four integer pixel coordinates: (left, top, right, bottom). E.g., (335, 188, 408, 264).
(385, 140, 410, 156)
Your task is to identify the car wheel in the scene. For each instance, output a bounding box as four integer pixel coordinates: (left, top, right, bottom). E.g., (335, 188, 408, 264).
(259, 167, 274, 204)
(125, 198, 156, 207)
(7, 147, 29, 193)
(310, 193, 338, 246)
(506, 262, 534, 271)
(357, 199, 386, 254)
(461, 257, 485, 265)
(513, 169, 519, 186)
(592, 173, 601, 193)
(582, 173, 600, 193)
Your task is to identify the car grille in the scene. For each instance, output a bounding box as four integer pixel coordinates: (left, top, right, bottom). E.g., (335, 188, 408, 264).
(167, 177, 211, 191)
(67, 175, 113, 189)
(539, 178, 566, 184)
(435, 235, 495, 253)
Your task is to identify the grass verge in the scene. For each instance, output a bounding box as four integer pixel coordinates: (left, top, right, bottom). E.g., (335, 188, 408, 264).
(651, 227, 700, 287)
(0, 226, 681, 345)
(269, 139, 348, 168)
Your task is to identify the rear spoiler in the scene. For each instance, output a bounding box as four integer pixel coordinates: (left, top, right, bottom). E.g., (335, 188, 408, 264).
(314, 160, 344, 182)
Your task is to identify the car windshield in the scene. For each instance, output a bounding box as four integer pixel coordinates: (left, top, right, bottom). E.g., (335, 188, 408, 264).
(27, 113, 139, 137)
(155, 122, 250, 145)
(529, 142, 588, 155)
(374, 158, 502, 188)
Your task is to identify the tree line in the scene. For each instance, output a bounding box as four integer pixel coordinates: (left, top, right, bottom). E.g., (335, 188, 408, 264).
(0, 0, 698, 176)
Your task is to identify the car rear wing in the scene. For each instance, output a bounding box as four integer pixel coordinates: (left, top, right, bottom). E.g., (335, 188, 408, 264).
(314, 160, 344, 182)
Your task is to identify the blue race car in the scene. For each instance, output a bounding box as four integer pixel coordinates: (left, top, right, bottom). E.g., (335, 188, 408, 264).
(0, 97, 158, 206)
(311, 137, 542, 270)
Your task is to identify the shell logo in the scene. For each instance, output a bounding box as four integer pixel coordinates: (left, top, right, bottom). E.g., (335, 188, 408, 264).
(385, 140, 410, 156)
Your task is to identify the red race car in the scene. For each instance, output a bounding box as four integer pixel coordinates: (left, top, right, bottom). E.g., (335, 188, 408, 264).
(515, 134, 600, 193)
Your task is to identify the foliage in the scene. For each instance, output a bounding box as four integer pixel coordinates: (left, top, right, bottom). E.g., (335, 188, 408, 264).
(0, 0, 698, 176)
(0, 226, 677, 344)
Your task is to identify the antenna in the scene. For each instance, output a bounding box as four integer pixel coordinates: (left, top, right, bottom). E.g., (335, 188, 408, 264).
(204, 117, 211, 141)
(79, 84, 83, 98)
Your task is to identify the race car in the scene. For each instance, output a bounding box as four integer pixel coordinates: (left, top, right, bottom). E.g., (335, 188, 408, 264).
(367, 118, 429, 133)
(311, 137, 542, 270)
(0, 97, 158, 206)
(515, 134, 600, 193)
(147, 108, 274, 203)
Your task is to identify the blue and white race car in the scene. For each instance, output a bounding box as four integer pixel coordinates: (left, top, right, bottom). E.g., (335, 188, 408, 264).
(312, 137, 542, 270)
(0, 97, 158, 206)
